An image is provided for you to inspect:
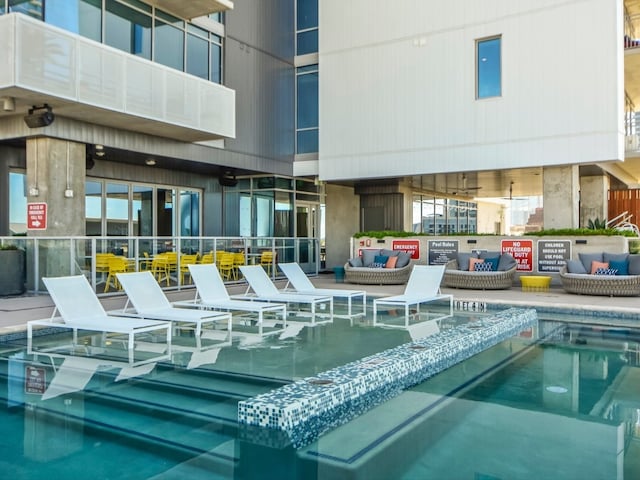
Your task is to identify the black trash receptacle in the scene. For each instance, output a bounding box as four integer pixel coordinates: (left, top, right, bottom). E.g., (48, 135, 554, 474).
(333, 266, 345, 283)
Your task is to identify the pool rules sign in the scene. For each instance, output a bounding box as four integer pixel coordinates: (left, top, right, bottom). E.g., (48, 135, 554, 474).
(27, 202, 47, 230)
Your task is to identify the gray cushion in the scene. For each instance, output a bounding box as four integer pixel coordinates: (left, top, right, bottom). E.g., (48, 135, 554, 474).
(380, 248, 400, 257)
(603, 252, 629, 264)
(497, 253, 517, 271)
(479, 251, 501, 260)
(348, 257, 363, 268)
(566, 259, 587, 274)
(629, 254, 640, 275)
(578, 252, 603, 273)
(457, 252, 479, 271)
(361, 249, 380, 267)
(396, 251, 412, 268)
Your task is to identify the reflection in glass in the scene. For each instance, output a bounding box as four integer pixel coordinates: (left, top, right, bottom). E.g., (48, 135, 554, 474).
(179, 190, 200, 236)
(187, 32, 209, 79)
(9, 172, 27, 235)
(9, 0, 43, 19)
(45, 0, 102, 42)
(106, 183, 129, 236)
(155, 19, 184, 70)
(105, 0, 152, 59)
(85, 180, 103, 235)
(132, 185, 152, 236)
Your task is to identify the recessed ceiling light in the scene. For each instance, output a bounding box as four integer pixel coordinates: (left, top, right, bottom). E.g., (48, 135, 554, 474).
(545, 386, 568, 394)
(145, 158, 156, 166)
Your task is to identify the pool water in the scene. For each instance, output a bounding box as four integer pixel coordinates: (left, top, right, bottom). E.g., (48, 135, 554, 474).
(0, 305, 639, 479)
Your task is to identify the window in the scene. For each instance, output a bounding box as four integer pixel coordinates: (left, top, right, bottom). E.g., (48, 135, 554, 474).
(9, 172, 27, 235)
(45, 0, 102, 42)
(296, 64, 319, 153)
(476, 36, 501, 99)
(296, 0, 318, 55)
(105, 0, 152, 59)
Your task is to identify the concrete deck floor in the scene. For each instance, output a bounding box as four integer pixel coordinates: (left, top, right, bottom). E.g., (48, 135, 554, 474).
(1, 273, 639, 334)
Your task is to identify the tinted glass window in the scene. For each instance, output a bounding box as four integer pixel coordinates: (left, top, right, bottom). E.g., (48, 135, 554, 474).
(155, 19, 184, 70)
(105, 0, 152, 59)
(297, 0, 318, 30)
(187, 33, 208, 79)
(46, 0, 102, 42)
(477, 36, 501, 98)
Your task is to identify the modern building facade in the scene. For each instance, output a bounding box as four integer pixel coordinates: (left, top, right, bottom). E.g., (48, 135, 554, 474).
(2, 0, 640, 271)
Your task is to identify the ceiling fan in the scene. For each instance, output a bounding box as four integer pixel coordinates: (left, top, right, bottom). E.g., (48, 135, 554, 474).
(447, 174, 483, 195)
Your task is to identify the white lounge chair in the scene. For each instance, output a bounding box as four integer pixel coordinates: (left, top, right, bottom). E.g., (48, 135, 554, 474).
(28, 275, 172, 366)
(115, 271, 233, 346)
(174, 263, 287, 337)
(278, 262, 366, 316)
(238, 265, 333, 323)
(372, 265, 453, 328)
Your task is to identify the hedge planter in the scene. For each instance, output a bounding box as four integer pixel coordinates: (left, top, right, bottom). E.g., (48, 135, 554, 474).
(0, 249, 26, 296)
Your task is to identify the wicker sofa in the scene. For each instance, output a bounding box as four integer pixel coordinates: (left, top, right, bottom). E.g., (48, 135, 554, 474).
(344, 248, 414, 284)
(558, 252, 640, 296)
(344, 262, 413, 285)
(442, 252, 518, 290)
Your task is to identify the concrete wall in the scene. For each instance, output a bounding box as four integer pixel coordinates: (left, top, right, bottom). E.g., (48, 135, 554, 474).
(325, 184, 359, 269)
(319, 0, 622, 181)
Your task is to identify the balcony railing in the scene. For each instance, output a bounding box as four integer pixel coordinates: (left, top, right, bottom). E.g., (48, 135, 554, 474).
(0, 236, 320, 295)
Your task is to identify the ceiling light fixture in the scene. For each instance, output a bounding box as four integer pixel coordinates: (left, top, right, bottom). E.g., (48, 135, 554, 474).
(145, 158, 156, 166)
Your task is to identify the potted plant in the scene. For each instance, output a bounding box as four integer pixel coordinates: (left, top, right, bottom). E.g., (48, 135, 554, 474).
(0, 244, 26, 296)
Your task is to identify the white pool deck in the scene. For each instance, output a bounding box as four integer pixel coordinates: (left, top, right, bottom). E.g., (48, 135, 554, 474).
(1, 273, 639, 333)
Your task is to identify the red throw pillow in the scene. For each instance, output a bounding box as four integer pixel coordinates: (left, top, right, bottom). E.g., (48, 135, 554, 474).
(590, 260, 609, 274)
(385, 256, 398, 269)
(469, 258, 485, 271)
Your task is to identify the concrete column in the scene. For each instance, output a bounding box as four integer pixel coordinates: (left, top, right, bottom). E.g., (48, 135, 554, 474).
(26, 137, 87, 237)
(0, 155, 8, 236)
(579, 175, 609, 227)
(325, 184, 359, 269)
(543, 165, 580, 229)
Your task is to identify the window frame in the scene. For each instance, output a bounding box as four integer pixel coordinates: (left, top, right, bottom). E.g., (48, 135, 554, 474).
(476, 35, 502, 100)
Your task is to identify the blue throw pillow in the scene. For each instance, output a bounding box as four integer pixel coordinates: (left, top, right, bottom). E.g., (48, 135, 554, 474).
(373, 255, 389, 266)
(483, 257, 499, 271)
(594, 268, 618, 276)
(474, 262, 494, 272)
(608, 259, 628, 275)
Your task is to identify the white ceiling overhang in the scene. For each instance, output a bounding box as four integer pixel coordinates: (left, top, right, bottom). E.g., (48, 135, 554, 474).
(140, 0, 234, 20)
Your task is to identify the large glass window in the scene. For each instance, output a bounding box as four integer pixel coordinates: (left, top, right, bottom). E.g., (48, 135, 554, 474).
(179, 190, 200, 236)
(296, 0, 318, 55)
(45, 0, 102, 42)
(85, 180, 103, 235)
(132, 184, 152, 236)
(413, 195, 477, 234)
(9, 172, 27, 235)
(210, 33, 222, 84)
(105, 0, 152, 59)
(296, 64, 319, 154)
(106, 183, 129, 235)
(477, 36, 501, 99)
(187, 25, 209, 80)
(154, 15, 184, 70)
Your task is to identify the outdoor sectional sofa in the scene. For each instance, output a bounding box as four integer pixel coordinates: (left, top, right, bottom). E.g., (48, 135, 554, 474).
(443, 251, 518, 290)
(559, 252, 640, 296)
(344, 248, 413, 284)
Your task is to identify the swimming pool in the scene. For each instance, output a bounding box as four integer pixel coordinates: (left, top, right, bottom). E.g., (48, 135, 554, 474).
(0, 305, 638, 479)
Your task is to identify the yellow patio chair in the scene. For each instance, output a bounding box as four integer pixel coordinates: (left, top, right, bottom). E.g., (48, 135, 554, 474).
(150, 253, 171, 286)
(179, 254, 199, 284)
(260, 251, 275, 276)
(232, 252, 245, 280)
(218, 253, 235, 281)
(199, 252, 214, 264)
(104, 256, 129, 293)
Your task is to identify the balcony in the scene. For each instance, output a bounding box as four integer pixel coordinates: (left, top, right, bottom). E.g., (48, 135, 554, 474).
(0, 13, 235, 142)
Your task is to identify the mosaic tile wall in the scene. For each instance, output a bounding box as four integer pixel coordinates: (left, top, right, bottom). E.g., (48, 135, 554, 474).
(238, 307, 538, 448)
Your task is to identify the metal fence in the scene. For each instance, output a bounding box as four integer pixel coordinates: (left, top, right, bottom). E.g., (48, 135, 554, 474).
(0, 236, 320, 295)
